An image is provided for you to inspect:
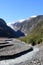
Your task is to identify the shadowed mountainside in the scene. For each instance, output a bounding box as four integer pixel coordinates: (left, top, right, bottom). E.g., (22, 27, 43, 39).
(0, 18, 16, 37)
(0, 18, 25, 38)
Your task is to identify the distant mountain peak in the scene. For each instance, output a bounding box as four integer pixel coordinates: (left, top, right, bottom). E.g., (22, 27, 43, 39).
(27, 15, 37, 20)
(18, 19, 25, 23)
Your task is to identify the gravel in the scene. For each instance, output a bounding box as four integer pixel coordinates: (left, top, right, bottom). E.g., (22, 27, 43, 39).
(0, 38, 43, 65)
(0, 47, 39, 65)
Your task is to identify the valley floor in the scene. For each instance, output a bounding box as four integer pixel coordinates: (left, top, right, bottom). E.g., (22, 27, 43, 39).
(0, 38, 43, 65)
(16, 43, 43, 65)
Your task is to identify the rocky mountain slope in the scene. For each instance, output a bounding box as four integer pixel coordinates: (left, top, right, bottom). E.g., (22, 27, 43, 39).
(19, 19, 43, 44)
(10, 15, 43, 35)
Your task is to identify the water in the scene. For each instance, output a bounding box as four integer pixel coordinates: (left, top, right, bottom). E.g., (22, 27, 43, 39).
(0, 47, 39, 65)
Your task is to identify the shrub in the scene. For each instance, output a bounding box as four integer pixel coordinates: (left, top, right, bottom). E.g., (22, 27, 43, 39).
(29, 38, 36, 46)
(37, 39, 42, 44)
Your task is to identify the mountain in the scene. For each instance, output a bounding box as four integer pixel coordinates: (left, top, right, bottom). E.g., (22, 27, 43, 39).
(10, 15, 43, 35)
(7, 19, 25, 31)
(19, 18, 43, 44)
(0, 15, 42, 45)
(0, 18, 16, 37)
(0, 18, 25, 38)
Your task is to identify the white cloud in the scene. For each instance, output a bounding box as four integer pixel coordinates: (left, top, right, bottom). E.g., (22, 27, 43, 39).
(31, 15, 37, 18)
(27, 15, 37, 20)
(18, 19, 25, 22)
(7, 22, 15, 25)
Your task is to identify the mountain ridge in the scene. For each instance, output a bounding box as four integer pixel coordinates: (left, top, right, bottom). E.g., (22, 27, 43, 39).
(8, 15, 43, 35)
(0, 18, 25, 38)
(0, 15, 43, 38)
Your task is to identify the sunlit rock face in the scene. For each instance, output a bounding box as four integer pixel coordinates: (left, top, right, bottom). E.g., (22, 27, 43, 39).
(10, 15, 43, 35)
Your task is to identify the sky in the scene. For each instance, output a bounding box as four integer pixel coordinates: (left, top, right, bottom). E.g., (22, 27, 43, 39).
(0, 0, 43, 23)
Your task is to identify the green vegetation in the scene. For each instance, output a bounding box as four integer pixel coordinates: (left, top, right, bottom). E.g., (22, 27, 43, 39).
(19, 21, 43, 45)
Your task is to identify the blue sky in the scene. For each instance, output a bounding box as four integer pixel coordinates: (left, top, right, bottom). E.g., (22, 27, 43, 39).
(0, 0, 43, 23)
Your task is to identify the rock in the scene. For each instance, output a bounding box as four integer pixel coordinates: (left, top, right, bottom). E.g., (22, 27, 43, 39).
(0, 38, 32, 60)
(14, 43, 43, 65)
(11, 15, 43, 35)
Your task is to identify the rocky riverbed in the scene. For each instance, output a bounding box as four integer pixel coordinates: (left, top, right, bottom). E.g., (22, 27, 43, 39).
(16, 43, 43, 65)
(0, 38, 43, 65)
(0, 38, 33, 60)
(0, 38, 31, 56)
